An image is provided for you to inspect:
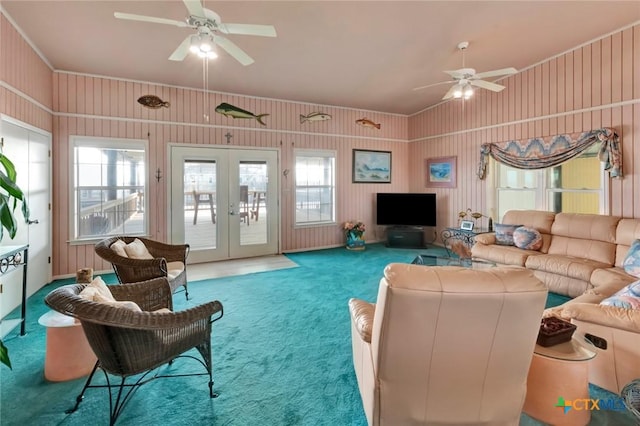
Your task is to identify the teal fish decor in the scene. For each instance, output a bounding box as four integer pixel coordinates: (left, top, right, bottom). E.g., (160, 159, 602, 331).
(300, 112, 332, 124)
(215, 103, 269, 126)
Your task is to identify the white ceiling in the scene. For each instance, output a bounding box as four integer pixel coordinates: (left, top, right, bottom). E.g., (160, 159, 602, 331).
(2, 1, 639, 115)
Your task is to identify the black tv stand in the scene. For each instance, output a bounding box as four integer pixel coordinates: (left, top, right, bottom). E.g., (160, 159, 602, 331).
(385, 226, 425, 248)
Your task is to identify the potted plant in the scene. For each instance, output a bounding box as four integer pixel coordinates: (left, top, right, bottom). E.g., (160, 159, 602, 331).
(0, 151, 30, 369)
(343, 221, 366, 250)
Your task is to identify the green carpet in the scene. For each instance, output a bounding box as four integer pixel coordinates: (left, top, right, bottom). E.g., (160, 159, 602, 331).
(0, 244, 635, 425)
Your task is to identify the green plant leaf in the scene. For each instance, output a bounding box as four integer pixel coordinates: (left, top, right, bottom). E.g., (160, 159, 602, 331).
(0, 195, 18, 239)
(0, 339, 11, 369)
(0, 153, 17, 182)
(0, 170, 24, 201)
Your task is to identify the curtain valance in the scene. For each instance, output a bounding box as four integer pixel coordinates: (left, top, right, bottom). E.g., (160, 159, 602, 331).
(476, 127, 621, 179)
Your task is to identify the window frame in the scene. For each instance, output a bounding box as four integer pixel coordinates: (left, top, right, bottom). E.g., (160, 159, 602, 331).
(69, 136, 149, 243)
(293, 148, 337, 228)
(492, 152, 608, 219)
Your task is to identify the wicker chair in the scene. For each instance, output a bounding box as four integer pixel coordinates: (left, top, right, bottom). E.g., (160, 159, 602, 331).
(44, 277, 223, 425)
(95, 236, 190, 299)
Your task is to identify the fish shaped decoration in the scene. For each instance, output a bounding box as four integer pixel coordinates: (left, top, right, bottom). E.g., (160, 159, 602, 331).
(356, 118, 381, 130)
(137, 95, 170, 109)
(300, 112, 332, 124)
(215, 102, 269, 126)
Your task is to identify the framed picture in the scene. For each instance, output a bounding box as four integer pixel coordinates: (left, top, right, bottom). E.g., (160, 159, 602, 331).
(352, 149, 392, 183)
(425, 156, 457, 188)
(460, 220, 474, 231)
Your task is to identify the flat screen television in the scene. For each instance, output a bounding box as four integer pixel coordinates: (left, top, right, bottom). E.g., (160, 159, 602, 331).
(376, 193, 437, 227)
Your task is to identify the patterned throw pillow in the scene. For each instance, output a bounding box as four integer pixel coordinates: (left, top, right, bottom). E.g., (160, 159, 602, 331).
(622, 239, 640, 278)
(600, 280, 640, 310)
(513, 226, 543, 251)
(494, 223, 523, 246)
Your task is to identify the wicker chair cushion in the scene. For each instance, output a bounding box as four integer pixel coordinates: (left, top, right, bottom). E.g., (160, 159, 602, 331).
(79, 277, 114, 301)
(124, 238, 154, 259)
(110, 239, 128, 257)
(79, 277, 142, 312)
(167, 261, 185, 280)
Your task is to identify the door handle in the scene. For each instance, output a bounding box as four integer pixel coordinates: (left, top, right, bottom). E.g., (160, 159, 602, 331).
(28, 219, 39, 225)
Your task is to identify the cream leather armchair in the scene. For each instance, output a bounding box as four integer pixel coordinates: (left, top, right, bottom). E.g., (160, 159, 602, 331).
(349, 263, 547, 426)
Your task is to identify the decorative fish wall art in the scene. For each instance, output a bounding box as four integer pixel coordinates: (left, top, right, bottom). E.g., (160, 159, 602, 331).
(137, 95, 170, 109)
(356, 118, 381, 130)
(215, 102, 269, 126)
(300, 112, 332, 124)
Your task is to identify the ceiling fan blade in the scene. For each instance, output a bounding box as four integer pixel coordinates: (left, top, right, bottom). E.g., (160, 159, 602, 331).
(443, 70, 464, 78)
(215, 36, 254, 66)
(442, 85, 459, 100)
(470, 79, 506, 92)
(473, 67, 518, 79)
(183, 0, 205, 17)
(114, 12, 188, 27)
(169, 36, 192, 61)
(412, 81, 455, 91)
(219, 23, 277, 37)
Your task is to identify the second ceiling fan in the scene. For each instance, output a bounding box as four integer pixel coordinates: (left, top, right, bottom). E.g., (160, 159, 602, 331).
(413, 41, 517, 100)
(114, 0, 276, 66)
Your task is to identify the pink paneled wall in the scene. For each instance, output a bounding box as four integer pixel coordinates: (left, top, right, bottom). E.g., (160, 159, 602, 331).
(5, 9, 639, 277)
(409, 24, 640, 237)
(0, 14, 53, 131)
(52, 73, 409, 276)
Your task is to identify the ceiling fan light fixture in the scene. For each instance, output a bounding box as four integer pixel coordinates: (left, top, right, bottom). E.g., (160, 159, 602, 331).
(463, 84, 474, 99)
(452, 84, 464, 99)
(189, 35, 200, 53)
(199, 40, 213, 52)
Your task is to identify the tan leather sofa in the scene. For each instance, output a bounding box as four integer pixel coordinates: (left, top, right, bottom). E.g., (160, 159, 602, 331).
(472, 210, 640, 393)
(348, 263, 547, 425)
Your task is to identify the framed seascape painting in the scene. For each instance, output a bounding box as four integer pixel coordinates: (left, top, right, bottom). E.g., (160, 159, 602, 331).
(352, 149, 392, 183)
(425, 156, 457, 188)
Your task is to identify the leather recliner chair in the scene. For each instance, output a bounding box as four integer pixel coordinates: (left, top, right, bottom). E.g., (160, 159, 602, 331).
(349, 263, 547, 425)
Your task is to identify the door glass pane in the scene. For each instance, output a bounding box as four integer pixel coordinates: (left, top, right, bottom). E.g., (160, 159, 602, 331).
(184, 160, 217, 249)
(239, 161, 268, 245)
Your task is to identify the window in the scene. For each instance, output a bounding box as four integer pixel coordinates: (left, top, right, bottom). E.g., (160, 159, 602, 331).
(71, 137, 147, 241)
(294, 150, 336, 226)
(495, 144, 604, 219)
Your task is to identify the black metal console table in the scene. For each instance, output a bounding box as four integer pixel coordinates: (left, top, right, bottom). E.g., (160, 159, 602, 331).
(0, 244, 29, 337)
(441, 227, 490, 256)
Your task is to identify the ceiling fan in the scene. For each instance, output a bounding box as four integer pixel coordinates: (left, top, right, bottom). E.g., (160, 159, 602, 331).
(413, 41, 517, 100)
(114, 0, 276, 66)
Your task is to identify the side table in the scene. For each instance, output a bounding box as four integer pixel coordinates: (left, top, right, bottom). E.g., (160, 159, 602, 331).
(523, 335, 597, 426)
(0, 244, 29, 337)
(440, 227, 490, 256)
(38, 310, 97, 382)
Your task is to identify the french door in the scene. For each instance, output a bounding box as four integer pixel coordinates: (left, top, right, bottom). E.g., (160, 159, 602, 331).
(169, 146, 279, 263)
(0, 116, 52, 333)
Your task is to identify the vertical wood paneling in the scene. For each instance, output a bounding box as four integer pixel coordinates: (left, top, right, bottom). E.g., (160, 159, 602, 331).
(3, 13, 639, 274)
(408, 23, 640, 237)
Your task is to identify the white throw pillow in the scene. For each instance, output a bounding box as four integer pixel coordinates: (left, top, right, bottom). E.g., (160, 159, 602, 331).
(78, 276, 141, 312)
(79, 276, 115, 302)
(124, 238, 154, 259)
(110, 239, 128, 258)
(94, 295, 142, 312)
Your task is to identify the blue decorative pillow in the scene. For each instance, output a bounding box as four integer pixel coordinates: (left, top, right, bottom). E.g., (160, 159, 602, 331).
(494, 223, 522, 246)
(623, 239, 640, 278)
(600, 280, 640, 310)
(513, 226, 543, 251)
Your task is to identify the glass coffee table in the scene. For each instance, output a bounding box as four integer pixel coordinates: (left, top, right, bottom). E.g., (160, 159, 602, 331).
(411, 254, 496, 269)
